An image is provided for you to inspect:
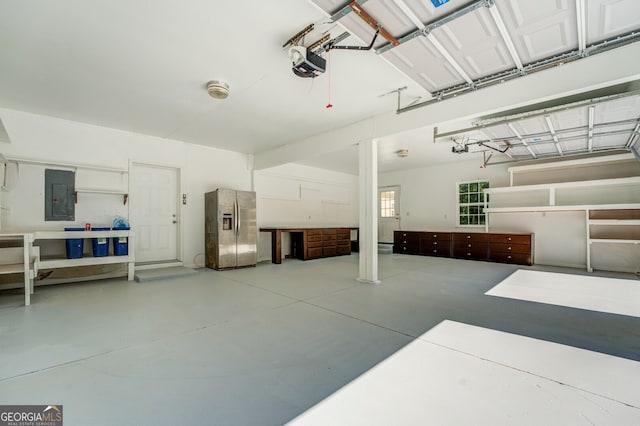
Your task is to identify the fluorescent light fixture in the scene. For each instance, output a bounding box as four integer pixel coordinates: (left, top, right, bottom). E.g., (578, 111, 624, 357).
(544, 115, 563, 156)
(587, 106, 595, 151)
(426, 33, 473, 85)
(489, 5, 523, 69)
(576, 0, 587, 52)
(507, 123, 537, 158)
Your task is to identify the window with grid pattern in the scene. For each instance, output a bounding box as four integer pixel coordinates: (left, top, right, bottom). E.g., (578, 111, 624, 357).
(380, 191, 396, 218)
(457, 180, 489, 226)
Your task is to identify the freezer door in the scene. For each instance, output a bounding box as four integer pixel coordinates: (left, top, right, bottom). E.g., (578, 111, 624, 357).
(236, 190, 257, 267)
(216, 188, 238, 269)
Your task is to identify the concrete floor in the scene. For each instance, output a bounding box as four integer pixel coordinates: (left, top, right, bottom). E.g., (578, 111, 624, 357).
(0, 254, 638, 425)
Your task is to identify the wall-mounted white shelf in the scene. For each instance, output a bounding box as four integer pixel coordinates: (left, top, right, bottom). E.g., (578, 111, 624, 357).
(7, 156, 128, 174)
(74, 188, 128, 204)
(484, 174, 640, 273)
(484, 176, 640, 207)
(586, 208, 640, 272)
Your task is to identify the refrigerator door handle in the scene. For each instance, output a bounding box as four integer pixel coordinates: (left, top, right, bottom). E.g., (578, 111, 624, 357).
(234, 200, 239, 237)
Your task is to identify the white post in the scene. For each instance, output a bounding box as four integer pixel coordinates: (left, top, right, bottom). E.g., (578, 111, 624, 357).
(358, 139, 380, 284)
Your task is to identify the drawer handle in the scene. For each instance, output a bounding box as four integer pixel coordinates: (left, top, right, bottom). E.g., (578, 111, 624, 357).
(403, 233, 407, 236)
(466, 235, 471, 239)
(433, 242, 438, 245)
(507, 255, 512, 259)
(467, 252, 471, 256)
(508, 247, 512, 251)
(403, 247, 407, 251)
(433, 234, 437, 238)
(433, 250, 437, 253)
(467, 244, 472, 248)
(508, 237, 512, 241)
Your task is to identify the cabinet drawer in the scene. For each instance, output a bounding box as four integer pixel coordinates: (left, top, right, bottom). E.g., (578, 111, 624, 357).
(394, 244, 420, 255)
(307, 247, 323, 258)
(452, 233, 490, 243)
(422, 247, 451, 257)
(453, 245, 488, 260)
(424, 232, 451, 241)
(307, 229, 322, 237)
(336, 229, 351, 239)
(489, 252, 531, 265)
(323, 246, 337, 257)
(394, 234, 419, 245)
(322, 229, 337, 236)
(490, 242, 531, 254)
(336, 244, 351, 255)
(307, 234, 322, 242)
(308, 240, 322, 248)
(323, 234, 337, 243)
(420, 239, 451, 249)
(490, 234, 531, 245)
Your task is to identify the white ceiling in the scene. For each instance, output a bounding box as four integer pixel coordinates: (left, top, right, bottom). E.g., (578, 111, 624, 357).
(1, 0, 639, 175)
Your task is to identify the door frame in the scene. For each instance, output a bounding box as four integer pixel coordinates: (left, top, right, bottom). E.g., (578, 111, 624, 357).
(378, 184, 401, 243)
(128, 160, 183, 264)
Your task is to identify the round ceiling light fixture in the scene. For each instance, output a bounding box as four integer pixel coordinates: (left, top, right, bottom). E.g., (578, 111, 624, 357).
(396, 149, 409, 158)
(207, 80, 230, 100)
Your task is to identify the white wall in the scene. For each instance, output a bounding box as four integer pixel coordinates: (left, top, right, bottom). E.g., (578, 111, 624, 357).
(379, 158, 510, 230)
(0, 108, 251, 268)
(254, 163, 358, 262)
(379, 156, 639, 271)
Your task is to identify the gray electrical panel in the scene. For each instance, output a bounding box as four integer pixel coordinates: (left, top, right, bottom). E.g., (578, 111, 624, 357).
(45, 169, 75, 221)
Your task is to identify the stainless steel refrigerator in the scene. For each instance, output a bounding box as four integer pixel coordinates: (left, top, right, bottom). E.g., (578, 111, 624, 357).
(205, 189, 257, 270)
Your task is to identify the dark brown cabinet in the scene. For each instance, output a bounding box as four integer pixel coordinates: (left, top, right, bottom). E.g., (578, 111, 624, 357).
(394, 230, 533, 266)
(419, 232, 452, 257)
(488, 233, 533, 265)
(452, 232, 489, 261)
(393, 231, 421, 255)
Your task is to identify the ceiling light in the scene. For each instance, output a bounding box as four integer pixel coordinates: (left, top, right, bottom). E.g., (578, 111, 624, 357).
(396, 149, 409, 158)
(207, 80, 230, 100)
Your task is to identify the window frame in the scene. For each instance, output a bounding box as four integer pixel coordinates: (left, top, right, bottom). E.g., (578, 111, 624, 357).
(456, 179, 489, 227)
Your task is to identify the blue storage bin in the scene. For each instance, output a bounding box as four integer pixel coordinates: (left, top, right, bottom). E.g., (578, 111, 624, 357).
(112, 226, 130, 256)
(64, 227, 85, 259)
(91, 227, 111, 257)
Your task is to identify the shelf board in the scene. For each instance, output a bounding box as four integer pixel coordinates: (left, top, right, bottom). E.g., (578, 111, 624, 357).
(588, 219, 640, 225)
(39, 255, 133, 269)
(589, 239, 640, 244)
(76, 189, 127, 195)
(486, 203, 640, 214)
(485, 176, 640, 194)
(34, 230, 132, 239)
(0, 263, 26, 274)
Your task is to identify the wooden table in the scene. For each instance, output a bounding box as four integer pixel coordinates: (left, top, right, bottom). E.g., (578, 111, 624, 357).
(260, 227, 358, 264)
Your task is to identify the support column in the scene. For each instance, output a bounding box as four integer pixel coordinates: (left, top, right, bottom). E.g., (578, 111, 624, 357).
(358, 139, 380, 283)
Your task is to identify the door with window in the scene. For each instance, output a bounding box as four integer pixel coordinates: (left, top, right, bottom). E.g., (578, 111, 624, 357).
(378, 186, 400, 243)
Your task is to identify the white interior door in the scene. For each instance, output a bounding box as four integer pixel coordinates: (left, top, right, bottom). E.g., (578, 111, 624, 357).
(378, 186, 400, 243)
(130, 164, 179, 263)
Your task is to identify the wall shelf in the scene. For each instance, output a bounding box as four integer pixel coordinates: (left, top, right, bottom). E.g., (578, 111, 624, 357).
(484, 175, 640, 273)
(74, 189, 128, 205)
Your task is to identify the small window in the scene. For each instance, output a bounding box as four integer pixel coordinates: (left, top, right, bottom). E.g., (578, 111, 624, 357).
(380, 190, 396, 218)
(457, 180, 488, 226)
